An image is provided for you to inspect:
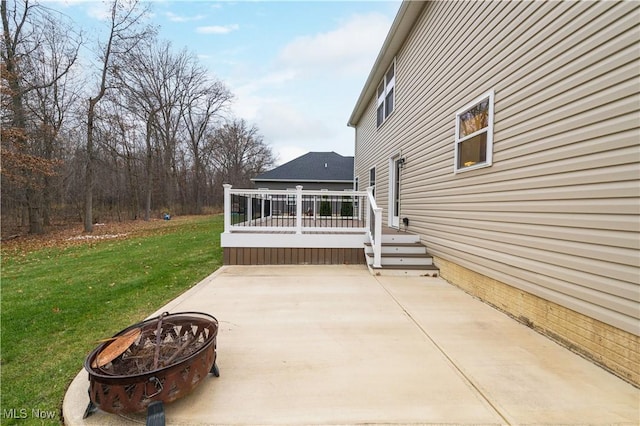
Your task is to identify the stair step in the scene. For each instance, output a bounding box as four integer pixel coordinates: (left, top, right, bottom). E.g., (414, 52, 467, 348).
(381, 233, 420, 244)
(371, 264, 439, 270)
(364, 235, 439, 276)
(368, 264, 440, 277)
(364, 242, 426, 255)
(365, 252, 434, 266)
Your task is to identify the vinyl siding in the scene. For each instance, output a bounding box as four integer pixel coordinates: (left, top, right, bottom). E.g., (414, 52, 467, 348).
(353, 1, 640, 335)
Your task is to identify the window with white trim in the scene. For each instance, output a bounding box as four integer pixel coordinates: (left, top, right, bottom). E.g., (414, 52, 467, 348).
(454, 91, 494, 172)
(376, 59, 395, 127)
(369, 167, 376, 197)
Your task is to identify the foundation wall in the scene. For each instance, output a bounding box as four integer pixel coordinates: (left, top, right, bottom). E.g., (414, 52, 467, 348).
(435, 257, 640, 387)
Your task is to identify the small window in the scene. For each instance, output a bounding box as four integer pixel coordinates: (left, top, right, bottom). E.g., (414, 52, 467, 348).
(454, 91, 494, 172)
(376, 59, 396, 128)
(369, 167, 376, 197)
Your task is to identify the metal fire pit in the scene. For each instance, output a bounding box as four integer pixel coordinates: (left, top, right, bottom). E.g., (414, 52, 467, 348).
(83, 312, 219, 420)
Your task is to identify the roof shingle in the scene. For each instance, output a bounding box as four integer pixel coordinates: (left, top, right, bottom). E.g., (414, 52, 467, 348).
(253, 152, 354, 182)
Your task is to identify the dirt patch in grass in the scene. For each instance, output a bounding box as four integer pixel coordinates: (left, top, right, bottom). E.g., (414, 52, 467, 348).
(1, 217, 195, 258)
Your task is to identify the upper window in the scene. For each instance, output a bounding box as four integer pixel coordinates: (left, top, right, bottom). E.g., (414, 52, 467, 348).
(377, 60, 395, 128)
(454, 91, 494, 173)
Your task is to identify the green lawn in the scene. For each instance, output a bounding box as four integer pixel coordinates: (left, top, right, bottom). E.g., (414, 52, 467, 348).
(0, 215, 224, 425)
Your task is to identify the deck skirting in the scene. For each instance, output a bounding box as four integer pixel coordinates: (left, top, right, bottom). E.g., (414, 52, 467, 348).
(224, 247, 366, 265)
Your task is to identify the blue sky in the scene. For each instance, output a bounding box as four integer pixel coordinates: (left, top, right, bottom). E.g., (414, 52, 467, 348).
(47, 0, 400, 165)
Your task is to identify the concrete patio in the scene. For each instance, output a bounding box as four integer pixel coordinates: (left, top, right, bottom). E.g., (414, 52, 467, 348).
(63, 265, 639, 425)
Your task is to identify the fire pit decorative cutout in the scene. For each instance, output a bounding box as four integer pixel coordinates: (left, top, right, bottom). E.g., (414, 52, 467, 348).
(83, 311, 219, 418)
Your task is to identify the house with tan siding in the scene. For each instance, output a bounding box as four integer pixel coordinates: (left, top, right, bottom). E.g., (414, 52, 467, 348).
(347, 1, 639, 386)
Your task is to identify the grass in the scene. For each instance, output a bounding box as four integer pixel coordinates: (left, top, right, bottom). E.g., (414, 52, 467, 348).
(0, 215, 224, 425)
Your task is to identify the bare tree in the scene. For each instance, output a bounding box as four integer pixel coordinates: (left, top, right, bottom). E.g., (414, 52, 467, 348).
(183, 78, 232, 213)
(115, 39, 232, 218)
(27, 16, 83, 226)
(2, 1, 261, 232)
(1, 0, 80, 233)
(84, 0, 153, 232)
(209, 119, 275, 189)
(93, 97, 145, 220)
(115, 39, 177, 220)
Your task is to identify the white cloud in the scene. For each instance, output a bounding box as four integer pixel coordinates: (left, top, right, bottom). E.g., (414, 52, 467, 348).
(165, 12, 206, 23)
(196, 24, 239, 35)
(220, 10, 393, 165)
(277, 12, 391, 77)
(56, 0, 144, 21)
(86, 2, 112, 20)
(46, 0, 80, 4)
(233, 69, 298, 96)
(272, 145, 308, 166)
(260, 69, 298, 86)
(256, 102, 333, 143)
(229, 90, 338, 165)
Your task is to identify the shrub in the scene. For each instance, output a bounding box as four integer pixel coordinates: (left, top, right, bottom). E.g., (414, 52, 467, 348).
(340, 201, 353, 217)
(319, 200, 332, 216)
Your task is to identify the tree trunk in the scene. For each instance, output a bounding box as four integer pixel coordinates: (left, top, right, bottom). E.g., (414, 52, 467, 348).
(84, 98, 96, 232)
(43, 175, 52, 226)
(144, 114, 153, 221)
(25, 187, 43, 234)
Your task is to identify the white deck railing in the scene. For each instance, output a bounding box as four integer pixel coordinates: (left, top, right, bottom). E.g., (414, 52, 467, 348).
(222, 184, 381, 257)
(223, 184, 367, 233)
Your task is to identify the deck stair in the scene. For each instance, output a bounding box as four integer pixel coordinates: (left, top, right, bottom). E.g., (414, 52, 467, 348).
(364, 231, 439, 277)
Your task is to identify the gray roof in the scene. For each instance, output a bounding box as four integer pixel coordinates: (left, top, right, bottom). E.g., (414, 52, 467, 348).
(252, 152, 354, 183)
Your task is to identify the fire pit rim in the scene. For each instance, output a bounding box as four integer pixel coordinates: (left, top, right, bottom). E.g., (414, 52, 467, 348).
(84, 311, 218, 381)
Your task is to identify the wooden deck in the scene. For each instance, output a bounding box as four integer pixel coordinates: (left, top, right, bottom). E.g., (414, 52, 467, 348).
(222, 187, 377, 266)
(223, 217, 412, 266)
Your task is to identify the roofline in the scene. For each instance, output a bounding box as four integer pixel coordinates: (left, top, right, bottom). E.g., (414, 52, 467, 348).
(251, 179, 354, 184)
(347, 1, 426, 127)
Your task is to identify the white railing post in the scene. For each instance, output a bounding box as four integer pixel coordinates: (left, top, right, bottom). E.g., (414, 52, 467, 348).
(365, 195, 371, 231)
(373, 207, 382, 268)
(296, 185, 303, 234)
(246, 193, 253, 224)
(313, 195, 317, 220)
(366, 186, 382, 268)
(223, 184, 232, 233)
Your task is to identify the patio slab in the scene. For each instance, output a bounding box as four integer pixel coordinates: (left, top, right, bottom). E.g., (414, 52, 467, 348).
(63, 265, 639, 425)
